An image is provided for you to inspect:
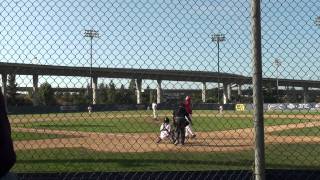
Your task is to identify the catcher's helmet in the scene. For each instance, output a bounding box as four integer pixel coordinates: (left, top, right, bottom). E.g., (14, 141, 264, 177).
(164, 117, 170, 123)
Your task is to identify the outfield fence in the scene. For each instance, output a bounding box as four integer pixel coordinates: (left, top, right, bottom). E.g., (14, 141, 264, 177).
(0, 0, 320, 179)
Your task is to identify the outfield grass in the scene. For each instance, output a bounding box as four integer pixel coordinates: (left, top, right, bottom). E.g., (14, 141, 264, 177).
(270, 126, 320, 136)
(8, 108, 320, 121)
(12, 143, 320, 172)
(10, 109, 318, 131)
(9, 109, 320, 119)
(12, 131, 72, 141)
(13, 116, 313, 133)
(264, 110, 320, 115)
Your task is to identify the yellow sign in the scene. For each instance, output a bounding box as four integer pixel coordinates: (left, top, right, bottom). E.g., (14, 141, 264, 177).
(235, 104, 245, 111)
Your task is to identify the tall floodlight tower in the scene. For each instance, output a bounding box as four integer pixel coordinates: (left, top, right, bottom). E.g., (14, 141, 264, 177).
(274, 59, 281, 102)
(84, 29, 99, 106)
(212, 33, 225, 106)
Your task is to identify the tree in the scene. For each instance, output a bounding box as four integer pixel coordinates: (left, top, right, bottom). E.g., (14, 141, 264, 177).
(116, 84, 126, 104)
(206, 88, 218, 103)
(149, 89, 155, 104)
(128, 79, 136, 91)
(142, 85, 151, 104)
(98, 83, 108, 104)
(107, 80, 116, 104)
(37, 82, 55, 105)
(97, 83, 105, 104)
(191, 91, 202, 103)
(127, 79, 136, 104)
(7, 74, 17, 105)
(85, 83, 92, 104)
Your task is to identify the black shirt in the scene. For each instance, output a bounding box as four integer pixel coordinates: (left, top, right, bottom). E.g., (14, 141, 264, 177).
(0, 91, 16, 177)
(173, 106, 190, 120)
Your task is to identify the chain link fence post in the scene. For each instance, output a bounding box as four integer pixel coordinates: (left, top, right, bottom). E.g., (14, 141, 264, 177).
(251, 0, 265, 179)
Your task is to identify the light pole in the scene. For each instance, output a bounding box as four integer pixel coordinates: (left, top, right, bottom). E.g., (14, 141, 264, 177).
(274, 59, 281, 103)
(315, 16, 320, 27)
(84, 29, 99, 106)
(212, 33, 225, 106)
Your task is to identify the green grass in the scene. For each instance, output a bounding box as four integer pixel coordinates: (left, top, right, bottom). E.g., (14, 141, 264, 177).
(265, 143, 320, 169)
(12, 143, 320, 172)
(8, 110, 320, 173)
(14, 115, 312, 133)
(192, 117, 312, 132)
(15, 117, 160, 133)
(13, 148, 254, 172)
(264, 110, 320, 115)
(271, 127, 320, 136)
(8, 110, 320, 126)
(12, 131, 72, 141)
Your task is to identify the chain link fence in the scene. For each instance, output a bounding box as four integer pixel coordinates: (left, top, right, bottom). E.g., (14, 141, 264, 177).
(0, 0, 319, 179)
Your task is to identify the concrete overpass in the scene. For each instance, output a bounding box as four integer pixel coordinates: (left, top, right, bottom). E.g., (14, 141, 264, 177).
(1, 62, 319, 105)
(0, 62, 248, 83)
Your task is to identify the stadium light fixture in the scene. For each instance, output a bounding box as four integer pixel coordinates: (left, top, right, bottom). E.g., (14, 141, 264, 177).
(315, 16, 320, 27)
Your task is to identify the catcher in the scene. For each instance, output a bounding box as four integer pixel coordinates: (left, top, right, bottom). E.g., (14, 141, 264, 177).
(156, 117, 175, 143)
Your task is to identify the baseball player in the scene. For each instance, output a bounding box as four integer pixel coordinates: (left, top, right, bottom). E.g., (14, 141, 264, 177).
(152, 102, 158, 120)
(156, 117, 174, 143)
(88, 105, 93, 114)
(219, 105, 223, 114)
(184, 96, 196, 138)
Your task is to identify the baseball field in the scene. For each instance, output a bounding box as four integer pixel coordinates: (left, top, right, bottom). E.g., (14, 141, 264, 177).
(9, 110, 320, 172)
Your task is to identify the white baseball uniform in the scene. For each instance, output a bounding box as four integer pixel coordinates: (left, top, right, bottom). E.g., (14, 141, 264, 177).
(152, 102, 158, 119)
(159, 123, 171, 139)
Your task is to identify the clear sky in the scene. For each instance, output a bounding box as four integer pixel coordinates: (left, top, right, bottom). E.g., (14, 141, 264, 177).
(0, 0, 319, 89)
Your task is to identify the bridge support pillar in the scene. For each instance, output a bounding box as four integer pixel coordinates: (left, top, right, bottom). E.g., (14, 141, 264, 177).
(202, 82, 206, 103)
(92, 77, 98, 105)
(156, 80, 162, 104)
(32, 75, 39, 106)
(1, 73, 7, 110)
(238, 84, 242, 96)
(303, 86, 309, 103)
(135, 79, 142, 104)
(223, 83, 230, 104)
(227, 84, 231, 101)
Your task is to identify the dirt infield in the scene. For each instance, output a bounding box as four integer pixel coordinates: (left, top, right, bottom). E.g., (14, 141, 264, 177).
(13, 120, 320, 153)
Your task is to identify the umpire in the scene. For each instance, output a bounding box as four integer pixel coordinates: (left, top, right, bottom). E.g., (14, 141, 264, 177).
(173, 102, 191, 145)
